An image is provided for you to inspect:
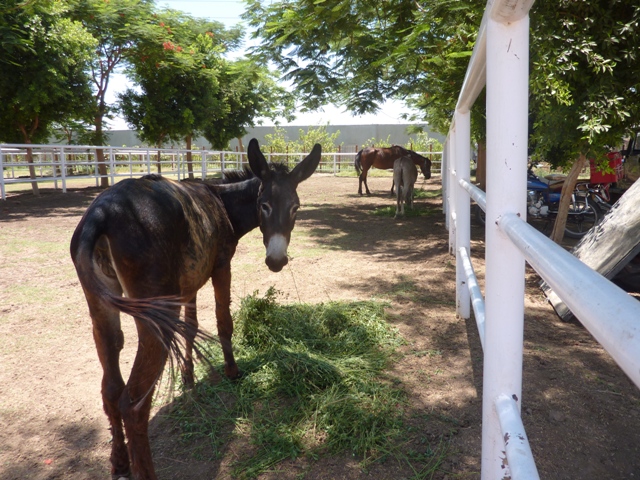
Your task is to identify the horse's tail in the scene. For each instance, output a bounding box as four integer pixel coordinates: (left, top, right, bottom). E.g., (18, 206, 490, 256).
(70, 206, 214, 395)
(354, 149, 363, 175)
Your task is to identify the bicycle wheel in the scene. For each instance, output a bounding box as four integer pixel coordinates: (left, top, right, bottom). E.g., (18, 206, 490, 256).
(564, 199, 601, 238)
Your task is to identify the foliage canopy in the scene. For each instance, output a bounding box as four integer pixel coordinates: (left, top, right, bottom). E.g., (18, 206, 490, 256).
(244, 0, 640, 166)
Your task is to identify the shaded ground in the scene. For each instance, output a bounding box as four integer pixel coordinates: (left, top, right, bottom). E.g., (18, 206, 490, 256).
(1, 174, 639, 479)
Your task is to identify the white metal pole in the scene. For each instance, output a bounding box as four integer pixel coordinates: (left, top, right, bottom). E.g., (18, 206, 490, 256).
(109, 147, 116, 185)
(481, 12, 530, 479)
(1, 148, 6, 201)
(495, 394, 540, 479)
(93, 149, 99, 187)
(442, 139, 449, 220)
(454, 111, 471, 319)
(202, 151, 207, 179)
(61, 147, 67, 193)
(448, 127, 457, 255)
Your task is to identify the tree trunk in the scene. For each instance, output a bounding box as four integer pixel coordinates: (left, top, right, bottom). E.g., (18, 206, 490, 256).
(186, 135, 194, 179)
(237, 136, 245, 166)
(25, 145, 40, 197)
(476, 141, 487, 191)
(550, 153, 588, 243)
(156, 148, 162, 174)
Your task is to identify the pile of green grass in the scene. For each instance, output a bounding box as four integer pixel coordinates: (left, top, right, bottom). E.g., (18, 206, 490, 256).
(167, 288, 447, 478)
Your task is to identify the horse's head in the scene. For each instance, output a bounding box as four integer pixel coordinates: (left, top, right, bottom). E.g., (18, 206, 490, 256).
(248, 139, 321, 272)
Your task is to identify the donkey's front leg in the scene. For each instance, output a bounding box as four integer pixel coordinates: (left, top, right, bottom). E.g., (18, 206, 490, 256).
(211, 265, 240, 379)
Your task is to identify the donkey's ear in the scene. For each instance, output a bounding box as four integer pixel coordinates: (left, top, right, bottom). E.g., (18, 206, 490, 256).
(290, 143, 322, 185)
(247, 138, 270, 180)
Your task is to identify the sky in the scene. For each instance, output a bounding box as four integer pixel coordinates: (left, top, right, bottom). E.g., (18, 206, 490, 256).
(106, 0, 419, 130)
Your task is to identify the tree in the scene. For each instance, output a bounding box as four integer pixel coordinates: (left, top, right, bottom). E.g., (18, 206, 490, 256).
(0, 0, 95, 195)
(68, 0, 158, 187)
(244, 0, 482, 128)
(201, 58, 296, 151)
(243, 0, 487, 180)
(263, 125, 342, 154)
(529, 0, 640, 242)
(120, 10, 295, 176)
(245, 0, 640, 242)
(120, 11, 234, 176)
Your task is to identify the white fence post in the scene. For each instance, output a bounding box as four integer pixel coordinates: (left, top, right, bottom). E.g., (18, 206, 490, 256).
(202, 151, 207, 179)
(448, 127, 457, 255)
(109, 147, 116, 185)
(481, 9, 531, 479)
(60, 147, 67, 193)
(0, 148, 5, 200)
(454, 111, 471, 319)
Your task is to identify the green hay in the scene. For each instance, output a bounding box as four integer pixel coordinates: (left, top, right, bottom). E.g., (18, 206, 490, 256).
(167, 288, 448, 478)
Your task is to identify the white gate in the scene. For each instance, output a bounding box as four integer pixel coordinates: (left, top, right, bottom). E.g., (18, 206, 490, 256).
(444, 0, 640, 478)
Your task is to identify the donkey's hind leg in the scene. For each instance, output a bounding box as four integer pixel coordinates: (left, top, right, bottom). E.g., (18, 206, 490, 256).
(87, 296, 131, 478)
(119, 318, 172, 480)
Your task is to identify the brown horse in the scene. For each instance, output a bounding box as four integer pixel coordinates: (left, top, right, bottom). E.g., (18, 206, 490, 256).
(354, 145, 431, 195)
(70, 138, 321, 480)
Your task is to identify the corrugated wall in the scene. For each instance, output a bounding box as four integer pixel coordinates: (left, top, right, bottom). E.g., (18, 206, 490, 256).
(102, 124, 445, 152)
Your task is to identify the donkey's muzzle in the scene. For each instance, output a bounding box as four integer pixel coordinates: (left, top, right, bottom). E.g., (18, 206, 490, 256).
(265, 234, 289, 272)
(266, 255, 288, 272)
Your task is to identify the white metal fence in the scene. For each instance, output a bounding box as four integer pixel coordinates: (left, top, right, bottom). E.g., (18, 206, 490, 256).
(444, 0, 640, 478)
(0, 144, 443, 200)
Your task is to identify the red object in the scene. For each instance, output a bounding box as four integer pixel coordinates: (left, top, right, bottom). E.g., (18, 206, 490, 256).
(590, 151, 623, 184)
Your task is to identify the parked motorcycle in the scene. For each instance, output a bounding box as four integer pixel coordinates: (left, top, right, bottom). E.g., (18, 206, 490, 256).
(475, 165, 602, 238)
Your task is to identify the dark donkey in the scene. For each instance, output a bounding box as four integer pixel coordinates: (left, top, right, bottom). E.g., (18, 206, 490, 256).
(354, 145, 431, 195)
(70, 138, 321, 480)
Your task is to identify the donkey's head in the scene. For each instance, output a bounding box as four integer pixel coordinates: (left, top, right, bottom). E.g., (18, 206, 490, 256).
(411, 151, 432, 180)
(248, 138, 321, 272)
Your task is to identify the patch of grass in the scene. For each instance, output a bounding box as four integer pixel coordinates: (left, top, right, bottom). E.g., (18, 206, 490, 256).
(414, 188, 442, 199)
(168, 288, 448, 478)
(389, 275, 420, 299)
(3, 283, 61, 306)
(409, 349, 443, 358)
(372, 205, 439, 218)
(335, 170, 358, 177)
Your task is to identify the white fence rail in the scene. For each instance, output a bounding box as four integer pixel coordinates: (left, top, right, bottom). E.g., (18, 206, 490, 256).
(444, 0, 640, 478)
(0, 143, 443, 200)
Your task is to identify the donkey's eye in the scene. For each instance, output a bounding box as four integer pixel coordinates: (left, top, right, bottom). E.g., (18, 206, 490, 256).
(260, 202, 272, 216)
(291, 205, 300, 217)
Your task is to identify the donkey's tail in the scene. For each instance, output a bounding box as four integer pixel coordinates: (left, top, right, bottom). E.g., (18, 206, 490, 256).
(354, 149, 363, 175)
(70, 222, 215, 383)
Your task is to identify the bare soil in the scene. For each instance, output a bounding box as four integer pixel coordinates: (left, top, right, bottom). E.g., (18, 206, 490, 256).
(1, 174, 639, 479)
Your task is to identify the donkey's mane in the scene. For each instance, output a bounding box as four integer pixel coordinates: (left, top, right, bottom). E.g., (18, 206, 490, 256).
(202, 162, 293, 189)
(221, 167, 254, 184)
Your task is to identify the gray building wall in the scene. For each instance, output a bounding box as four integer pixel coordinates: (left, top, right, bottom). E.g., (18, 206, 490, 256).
(103, 124, 445, 152)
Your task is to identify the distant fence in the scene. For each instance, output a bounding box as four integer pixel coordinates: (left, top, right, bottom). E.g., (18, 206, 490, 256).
(0, 144, 443, 200)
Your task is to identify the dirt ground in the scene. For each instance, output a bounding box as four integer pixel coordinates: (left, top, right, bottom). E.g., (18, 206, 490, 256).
(1, 174, 639, 480)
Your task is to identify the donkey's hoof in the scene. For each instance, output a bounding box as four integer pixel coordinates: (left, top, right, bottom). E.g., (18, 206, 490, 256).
(225, 365, 244, 381)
